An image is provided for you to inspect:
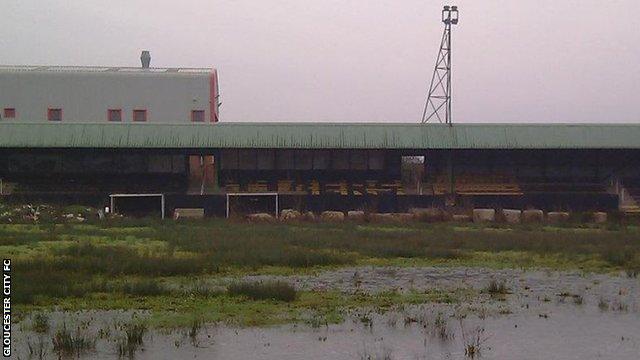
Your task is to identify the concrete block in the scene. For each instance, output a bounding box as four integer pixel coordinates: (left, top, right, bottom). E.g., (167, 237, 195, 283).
(321, 211, 345, 222)
(369, 213, 414, 224)
(410, 208, 443, 222)
(303, 211, 317, 222)
(246, 213, 276, 223)
(593, 212, 607, 224)
(452, 214, 472, 222)
(502, 209, 522, 224)
(280, 209, 302, 222)
(347, 211, 366, 222)
(473, 209, 495, 223)
(369, 213, 393, 223)
(547, 212, 570, 223)
(523, 209, 544, 223)
(392, 213, 414, 223)
(173, 208, 204, 220)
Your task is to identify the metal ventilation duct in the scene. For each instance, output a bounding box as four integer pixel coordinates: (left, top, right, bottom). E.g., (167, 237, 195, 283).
(140, 51, 151, 68)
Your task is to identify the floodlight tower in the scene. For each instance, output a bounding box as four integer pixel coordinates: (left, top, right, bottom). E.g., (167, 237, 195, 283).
(421, 5, 459, 125)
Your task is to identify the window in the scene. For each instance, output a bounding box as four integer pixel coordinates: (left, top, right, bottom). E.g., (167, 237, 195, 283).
(107, 109, 122, 122)
(3, 108, 16, 119)
(191, 110, 205, 122)
(133, 109, 147, 122)
(48, 108, 62, 121)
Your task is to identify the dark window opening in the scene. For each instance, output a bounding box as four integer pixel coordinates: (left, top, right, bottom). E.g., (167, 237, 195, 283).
(294, 150, 313, 170)
(108, 109, 122, 122)
(350, 151, 368, 170)
(331, 151, 350, 170)
(133, 109, 147, 122)
(191, 110, 205, 122)
(313, 150, 330, 169)
(401, 156, 426, 195)
(48, 108, 62, 121)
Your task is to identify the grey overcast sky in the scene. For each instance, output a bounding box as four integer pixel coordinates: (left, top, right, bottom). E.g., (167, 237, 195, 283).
(2, 0, 640, 123)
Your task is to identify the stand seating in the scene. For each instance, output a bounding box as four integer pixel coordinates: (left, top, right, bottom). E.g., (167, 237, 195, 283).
(432, 174, 522, 195)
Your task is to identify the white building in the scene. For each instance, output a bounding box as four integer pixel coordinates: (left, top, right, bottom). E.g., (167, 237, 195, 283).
(0, 58, 220, 124)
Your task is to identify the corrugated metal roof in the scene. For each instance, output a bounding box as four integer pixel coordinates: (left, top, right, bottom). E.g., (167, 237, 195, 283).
(0, 123, 639, 149)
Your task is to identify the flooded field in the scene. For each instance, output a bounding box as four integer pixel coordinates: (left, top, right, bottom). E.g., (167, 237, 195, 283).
(4, 221, 639, 359)
(13, 266, 640, 359)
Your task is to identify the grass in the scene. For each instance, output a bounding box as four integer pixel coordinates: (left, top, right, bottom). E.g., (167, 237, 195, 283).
(460, 320, 488, 359)
(598, 298, 609, 311)
(116, 322, 148, 359)
(433, 313, 454, 340)
(26, 336, 48, 359)
(18, 289, 465, 329)
(228, 280, 297, 302)
(484, 280, 509, 295)
(29, 313, 50, 333)
(188, 317, 203, 346)
(5, 218, 640, 329)
(52, 324, 96, 358)
(120, 279, 169, 296)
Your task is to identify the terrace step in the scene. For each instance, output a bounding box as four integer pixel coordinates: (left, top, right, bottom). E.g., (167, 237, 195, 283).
(620, 205, 640, 214)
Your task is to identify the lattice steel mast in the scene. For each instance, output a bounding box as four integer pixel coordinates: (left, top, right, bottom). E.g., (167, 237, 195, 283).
(421, 5, 459, 125)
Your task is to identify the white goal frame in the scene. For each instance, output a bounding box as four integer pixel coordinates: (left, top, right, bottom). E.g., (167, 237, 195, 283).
(226, 192, 279, 219)
(109, 193, 166, 219)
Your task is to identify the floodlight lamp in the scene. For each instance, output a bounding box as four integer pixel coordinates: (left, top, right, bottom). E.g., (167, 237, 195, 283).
(451, 7, 459, 24)
(442, 8, 450, 24)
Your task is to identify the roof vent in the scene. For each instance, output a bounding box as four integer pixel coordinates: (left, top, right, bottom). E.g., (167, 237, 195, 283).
(140, 51, 151, 69)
